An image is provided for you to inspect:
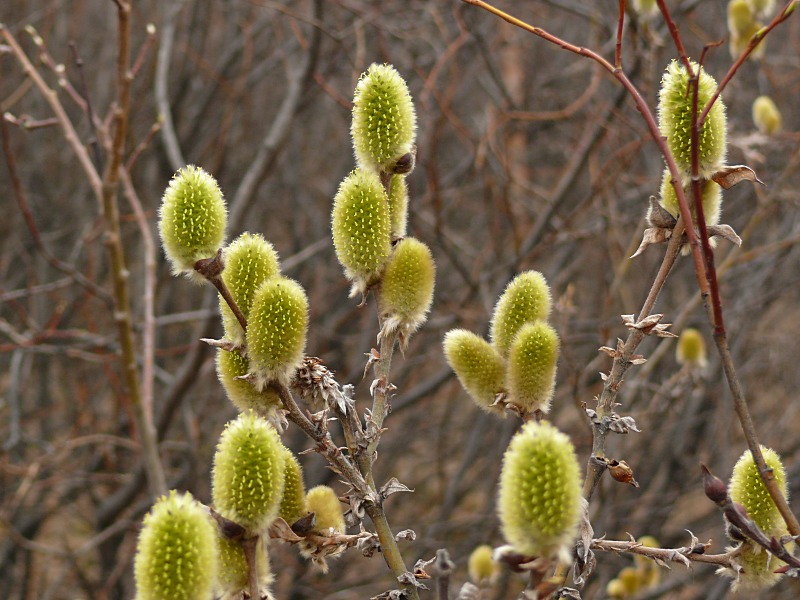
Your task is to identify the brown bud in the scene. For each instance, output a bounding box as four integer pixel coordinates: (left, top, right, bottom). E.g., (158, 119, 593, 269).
(607, 459, 639, 488)
(701, 464, 728, 504)
(391, 146, 416, 175)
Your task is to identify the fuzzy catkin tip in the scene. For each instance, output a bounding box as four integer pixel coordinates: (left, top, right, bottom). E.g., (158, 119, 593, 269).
(506, 321, 559, 415)
(752, 96, 782, 135)
(490, 271, 552, 358)
(134, 491, 218, 600)
(498, 421, 582, 561)
(379, 237, 435, 341)
(212, 411, 286, 534)
(351, 63, 417, 173)
(158, 165, 227, 282)
(279, 448, 307, 527)
(443, 329, 506, 413)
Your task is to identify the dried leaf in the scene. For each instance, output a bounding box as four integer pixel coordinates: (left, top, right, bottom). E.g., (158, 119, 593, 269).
(370, 590, 408, 600)
(397, 570, 429, 590)
(631, 227, 672, 258)
(708, 224, 742, 247)
(647, 196, 678, 229)
(380, 477, 414, 500)
(557, 588, 583, 600)
(395, 529, 416, 541)
(711, 165, 764, 189)
(608, 415, 641, 434)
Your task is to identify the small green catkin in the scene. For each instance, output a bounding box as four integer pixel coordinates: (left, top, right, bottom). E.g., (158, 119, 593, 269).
(215, 536, 273, 600)
(351, 63, 417, 173)
(752, 96, 782, 135)
(212, 411, 286, 534)
(380, 237, 435, 339)
(467, 544, 499, 585)
(305, 485, 346, 534)
(443, 329, 506, 412)
(727, 446, 789, 591)
(498, 421, 582, 561)
(216, 348, 281, 415)
(246, 277, 308, 389)
(490, 271, 552, 359)
(631, 0, 658, 19)
(219, 232, 281, 346)
(676, 327, 708, 368)
(506, 321, 559, 415)
(658, 60, 727, 180)
(658, 169, 723, 226)
(158, 165, 227, 282)
(332, 169, 392, 295)
(134, 491, 218, 600)
(387, 174, 409, 239)
(279, 447, 307, 526)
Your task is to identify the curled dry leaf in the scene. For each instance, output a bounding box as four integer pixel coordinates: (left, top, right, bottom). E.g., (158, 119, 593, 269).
(380, 477, 414, 500)
(608, 414, 641, 434)
(622, 313, 677, 338)
(395, 529, 416, 541)
(711, 165, 764, 189)
(631, 227, 672, 258)
(707, 224, 742, 247)
(398, 570, 430, 590)
(647, 196, 678, 229)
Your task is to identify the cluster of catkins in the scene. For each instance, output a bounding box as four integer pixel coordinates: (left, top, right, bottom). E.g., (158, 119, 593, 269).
(136, 62, 428, 600)
(444, 273, 583, 562)
(727, 0, 775, 58)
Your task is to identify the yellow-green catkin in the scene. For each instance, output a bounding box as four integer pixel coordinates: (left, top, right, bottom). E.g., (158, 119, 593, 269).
(676, 328, 708, 368)
(658, 60, 727, 180)
(134, 491, 218, 600)
(728, 0, 767, 60)
(498, 421, 582, 561)
(658, 169, 722, 226)
(212, 411, 286, 534)
(443, 329, 506, 412)
(379, 237, 435, 339)
(747, 0, 775, 18)
(752, 96, 782, 135)
(506, 321, 559, 415)
(351, 63, 417, 173)
(331, 169, 392, 294)
(306, 485, 346, 534)
(387, 174, 409, 239)
(467, 544, 499, 585)
(490, 271, 552, 358)
(215, 536, 273, 600)
(279, 448, 307, 526)
(219, 232, 280, 346)
(246, 277, 308, 389)
(728, 446, 789, 591)
(158, 165, 227, 282)
(216, 348, 281, 415)
(631, 0, 658, 19)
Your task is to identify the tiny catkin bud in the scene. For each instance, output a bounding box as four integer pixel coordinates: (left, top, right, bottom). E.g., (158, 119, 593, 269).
(220, 232, 281, 345)
(246, 277, 308, 389)
(490, 271, 552, 358)
(379, 237, 435, 340)
(158, 165, 227, 282)
(747, 0, 775, 18)
(279, 448, 307, 527)
(216, 349, 281, 415)
(443, 329, 506, 412)
(676, 327, 708, 368)
(467, 544, 499, 585)
(332, 169, 392, 295)
(498, 421, 582, 560)
(351, 63, 417, 173)
(212, 411, 286, 534)
(215, 536, 273, 599)
(631, 0, 659, 19)
(305, 485, 346, 534)
(134, 491, 217, 600)
(728, 0, 756, 37)
(506, 321, 559, 415)
(658, 169, 722, 226)
(658, 60, 727, 180)
(727, 446, 788, 591)
(752, 96, 782, 135)
(387, 174, 409, 239)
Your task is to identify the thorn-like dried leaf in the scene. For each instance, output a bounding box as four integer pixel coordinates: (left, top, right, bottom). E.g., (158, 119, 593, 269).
(632, 227, 672, 258)
(598, 346, 618, 358)
(200, 337, 240, 351)
(630, 355, 647, 365)
(711, 165, 764, 189)
(608, 414, 641, 434)
(708, 224, 743, 247)
(380, 477, 414, 500)
(397, 571, 429, 590)
(395, 529, 416, 541)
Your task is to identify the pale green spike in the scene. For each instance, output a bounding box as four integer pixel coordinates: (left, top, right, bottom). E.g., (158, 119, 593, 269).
(305, 485, 345, 534)
(279, 448, 307, 527)
(506, 321, 559, 415)
(490, 271, 552, 358)
(216, 348, 282, 416)
(658, 168, 723, 226)
(387, 174, 409, 239)
(215, 535, 273, 599)
(752, 96, 782, 135)
(380, 237, 435, 342)
(443, 329, 506, 412)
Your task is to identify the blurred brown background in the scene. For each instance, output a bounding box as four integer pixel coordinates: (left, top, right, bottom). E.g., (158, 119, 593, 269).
(1, 1, 799, 598)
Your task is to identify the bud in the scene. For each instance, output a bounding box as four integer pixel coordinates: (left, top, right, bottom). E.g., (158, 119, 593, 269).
(490, 271, 552, 358)
(279, 447, 307, 527)
(212, 411, 286, 534)
(498, 421, 582, 560)
(305, 485, 346, 534)
(379, 237, 436, 341)
(387, 174, 409, 239)
(506, 321, 559, 415)
(215, 535, 273, 599)
(728, 0, 756, 37)
(216, 348, 281, 415)
(467, 544, 499, 585)
(658, 60, 727, 180)
(220, 232, 281, 346)
(134, 491, 217, 600)
(158, 165, 227, 282)
(351, 63, 417, 173)
(658, 169, 722, 226)
(676, 327, 708, 368)
(331, 169, 392, 295)
(747, 0, 775, 18)
(752, 96, 782, 135)
(443, 329, 506, 412)
(246, 277, 308, 389)
(631, 0, 659, 19)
